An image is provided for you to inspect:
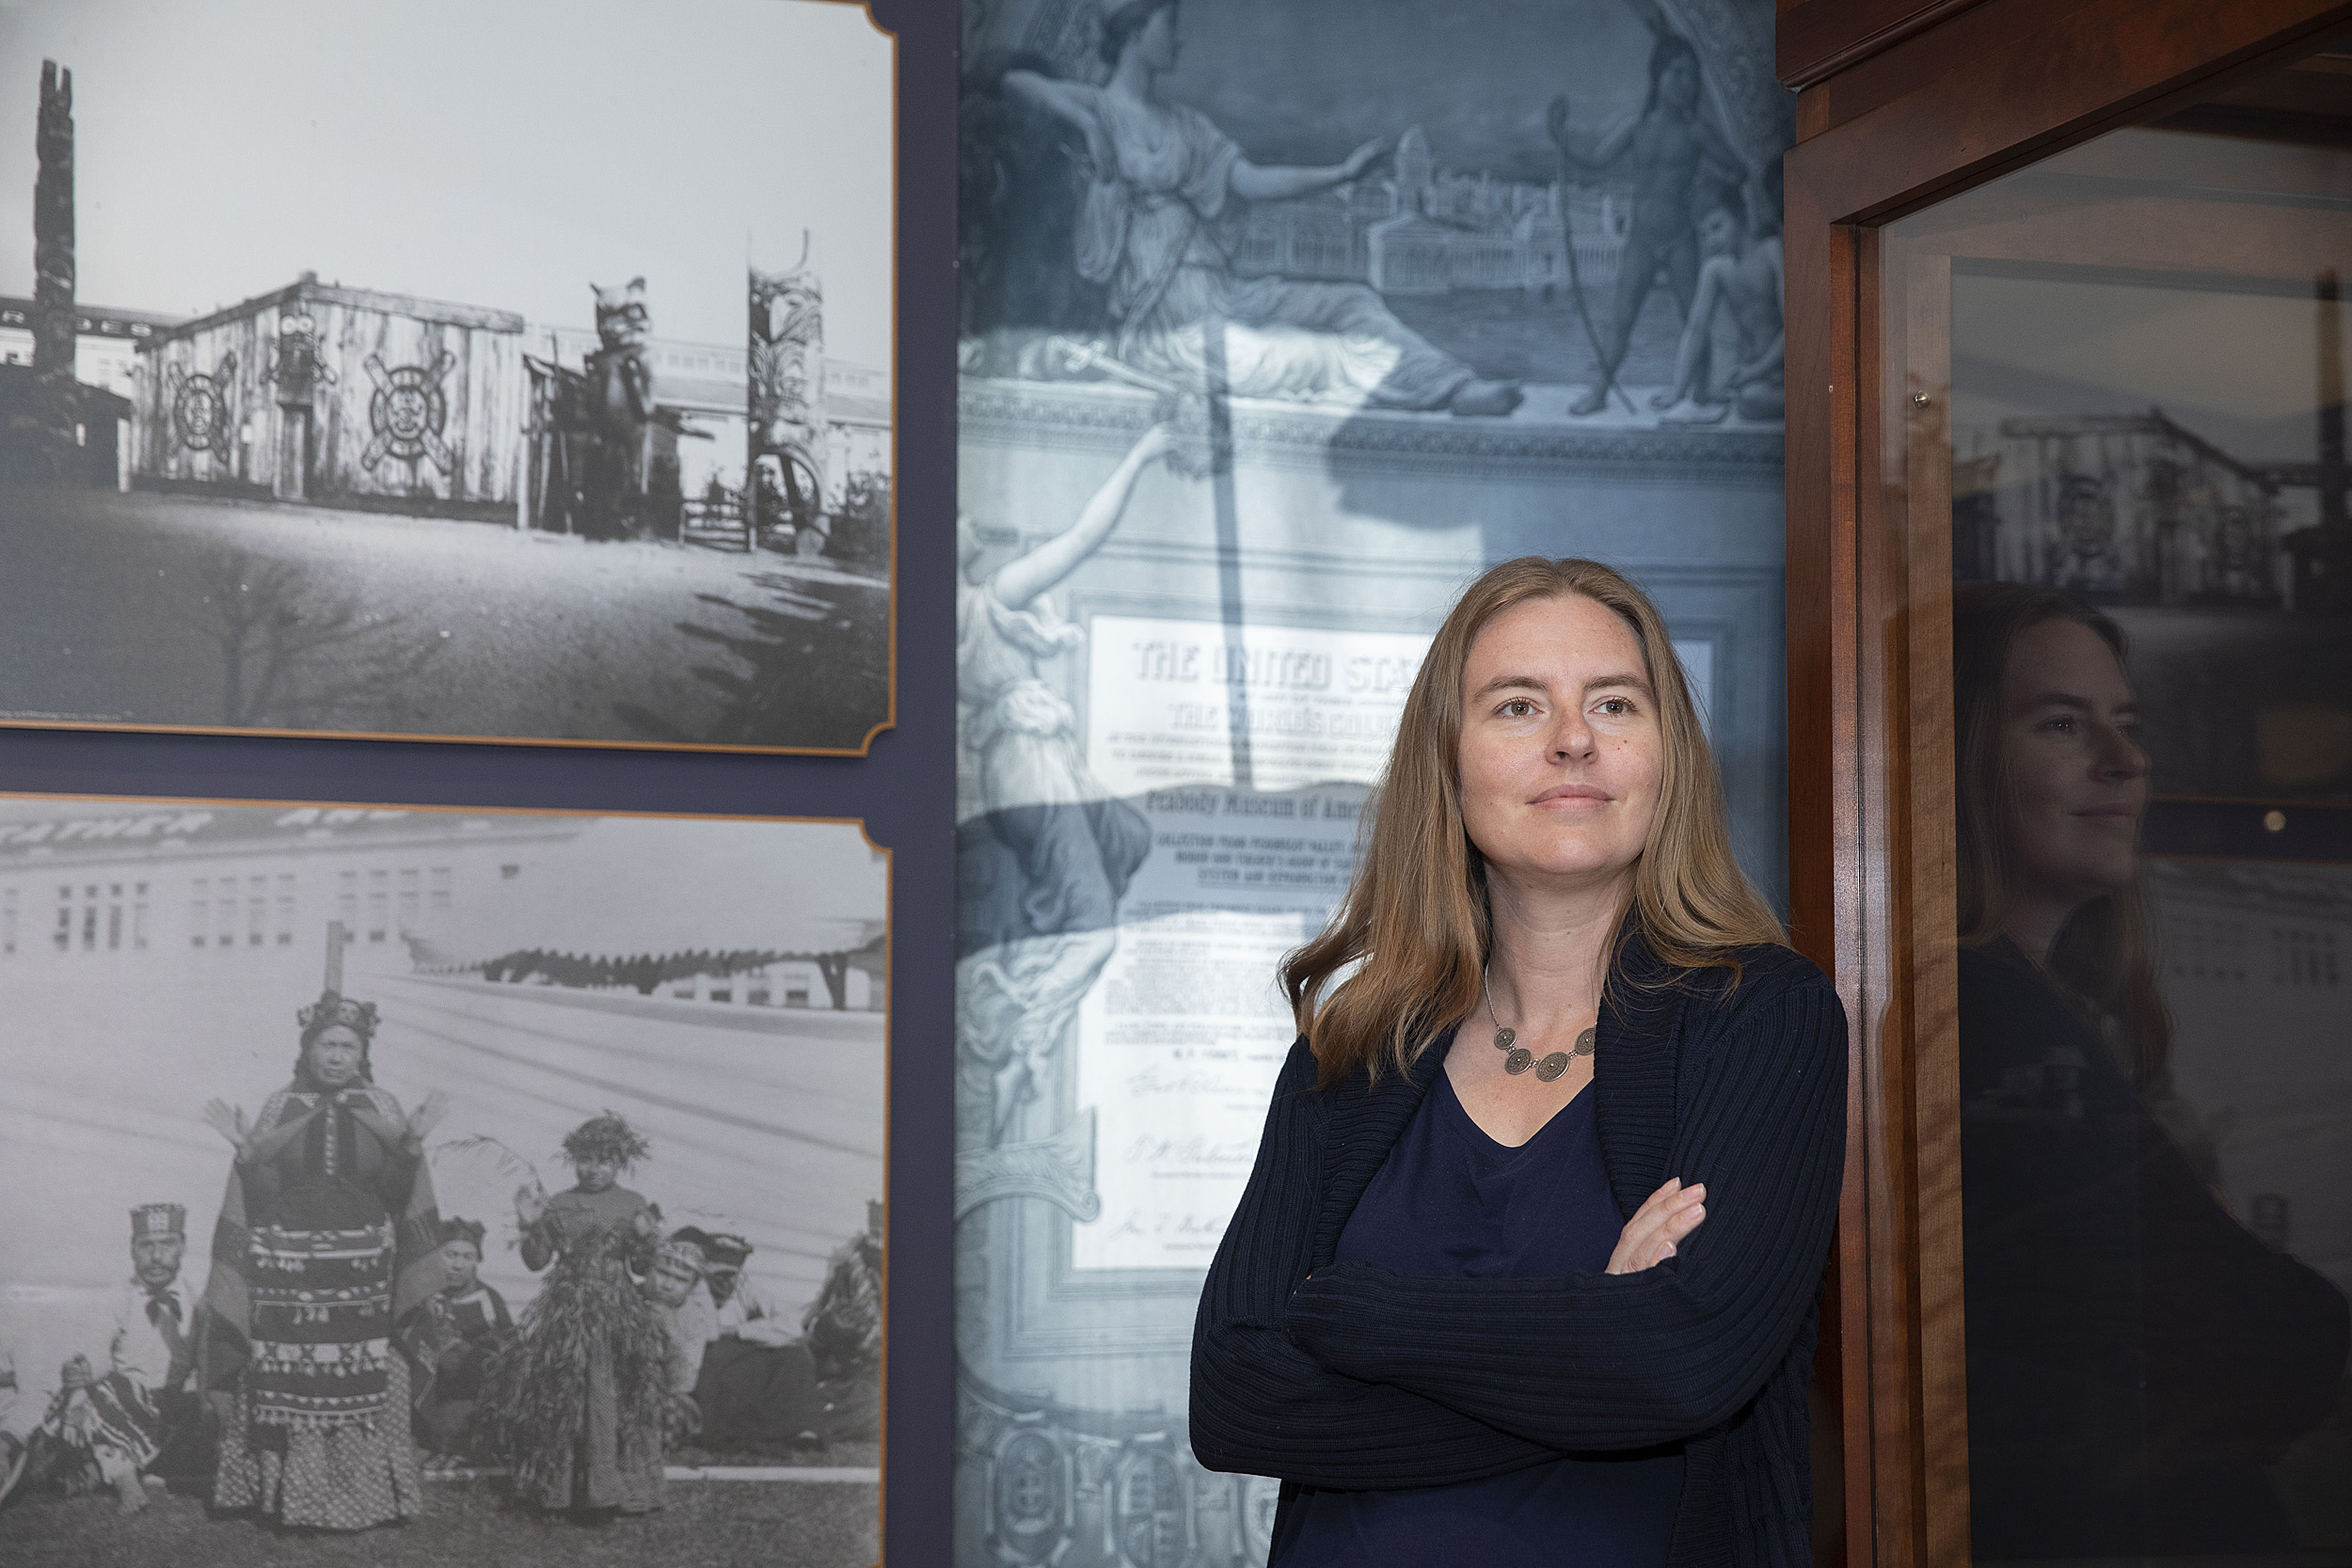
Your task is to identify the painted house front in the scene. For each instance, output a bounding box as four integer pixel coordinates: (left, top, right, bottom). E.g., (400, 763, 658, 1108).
(135, 275, 524, 515)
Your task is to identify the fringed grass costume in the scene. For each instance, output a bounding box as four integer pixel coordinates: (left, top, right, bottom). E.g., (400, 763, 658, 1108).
(480, 1185, 669, 1512)
(199, 1073, 441, 1528)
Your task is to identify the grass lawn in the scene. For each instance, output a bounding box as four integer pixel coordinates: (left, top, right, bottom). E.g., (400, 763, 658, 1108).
(0, 1474, 880, 1568)
(668, 1440, 880, 1472)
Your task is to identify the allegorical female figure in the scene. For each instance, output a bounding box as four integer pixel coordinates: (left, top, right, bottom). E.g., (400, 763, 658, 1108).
(480, 1113, 668, 1515)
(1951, 583, 2348, 1556)
(199, 990, 448, 1531)
(1002, 0, 1519, 416)
(957, 423, 1169, 1144)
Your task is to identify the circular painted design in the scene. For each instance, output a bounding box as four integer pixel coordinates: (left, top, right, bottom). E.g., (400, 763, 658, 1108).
(173, 373, 230, 451)
(370, 366, 447, 462)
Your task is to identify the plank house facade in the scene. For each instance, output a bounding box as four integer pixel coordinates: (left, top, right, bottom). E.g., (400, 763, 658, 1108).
(135, 274, 524, 516)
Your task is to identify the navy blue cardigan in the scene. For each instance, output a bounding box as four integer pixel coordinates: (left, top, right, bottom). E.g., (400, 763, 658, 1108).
(1189, 937, 1848, 1567)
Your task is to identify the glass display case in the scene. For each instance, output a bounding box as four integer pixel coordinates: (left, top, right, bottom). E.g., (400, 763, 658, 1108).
(1785, 5, 2352, 1562)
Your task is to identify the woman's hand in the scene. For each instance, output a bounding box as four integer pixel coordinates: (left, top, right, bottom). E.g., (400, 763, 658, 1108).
(405, 1090, 452, 1145)
(1606, 1178, 1708, 1275)
(514, 1182, 548, 1228)
(201, 1099, 255, 1158)
(1340, 136, 1391, 182)
(1130, 421, 1174, 468)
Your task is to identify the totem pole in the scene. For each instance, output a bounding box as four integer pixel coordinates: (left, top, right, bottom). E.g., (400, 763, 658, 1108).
(31, 60, 74, 381)
(748, 232, 829, 552)
(520, 278, 695, 537)
(582, 277, 658, 538)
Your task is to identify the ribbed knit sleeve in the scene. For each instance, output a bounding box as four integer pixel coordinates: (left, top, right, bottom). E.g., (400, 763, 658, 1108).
(1188, 1038, 1564, 1488)
(1282, 971, 1846, 1453)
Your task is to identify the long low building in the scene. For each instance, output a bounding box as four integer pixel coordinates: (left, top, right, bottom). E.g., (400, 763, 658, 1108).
(119, 273, 886, 523)
(0, 294, 183, 402)
(135, 276, 527, 514)
(531, 322, 888, 510)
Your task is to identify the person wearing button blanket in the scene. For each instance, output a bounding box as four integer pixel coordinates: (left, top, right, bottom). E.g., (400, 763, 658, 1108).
(1190, 558, 1848, 1567)
(199, 990, 450, 1531)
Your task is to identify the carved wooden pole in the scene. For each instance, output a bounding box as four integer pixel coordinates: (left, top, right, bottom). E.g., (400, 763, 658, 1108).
(32, 60, 75, 381)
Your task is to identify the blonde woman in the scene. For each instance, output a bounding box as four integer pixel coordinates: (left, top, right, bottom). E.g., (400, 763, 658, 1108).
(1191, 558, 1846, 1566)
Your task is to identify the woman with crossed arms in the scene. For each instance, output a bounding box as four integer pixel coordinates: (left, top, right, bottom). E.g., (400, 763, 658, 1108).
(1192, 558, 1847, 1566)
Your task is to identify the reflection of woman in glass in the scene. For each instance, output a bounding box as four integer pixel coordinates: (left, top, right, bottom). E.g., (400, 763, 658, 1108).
(1003, 0, 1520, 416)
(199, 991, 448, 1531)
(1953, 582, 2348, 1557)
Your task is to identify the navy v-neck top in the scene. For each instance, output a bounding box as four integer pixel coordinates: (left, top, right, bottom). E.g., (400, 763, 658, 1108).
(1279, 1069, 1685, 1566)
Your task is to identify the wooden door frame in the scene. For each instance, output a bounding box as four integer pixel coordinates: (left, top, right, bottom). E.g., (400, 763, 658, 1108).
(1780, 3, 2352, 1564)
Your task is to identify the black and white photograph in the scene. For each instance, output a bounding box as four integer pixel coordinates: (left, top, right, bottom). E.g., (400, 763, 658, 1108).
(0, 797, 888, 1567)
(0, 0, 895, 752)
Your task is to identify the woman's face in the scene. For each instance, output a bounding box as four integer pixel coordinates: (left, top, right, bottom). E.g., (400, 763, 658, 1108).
(1995, 617, 2147, 913)
(441, 1239, 481, 1292)
(1456, 594, 1663, 899)
(304, 1025, 365, 1088)
(574, 1153, 622, 1194)
(1134, 5, 1181, 71)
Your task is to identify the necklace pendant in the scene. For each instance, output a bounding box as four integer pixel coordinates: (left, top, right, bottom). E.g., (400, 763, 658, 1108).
(1572, 1026, 1597, 1057)
(1534, 1053, 1572, 1082)
(1492, 1026, 1516, 1052)
(1503, 1046, 1534, 1075)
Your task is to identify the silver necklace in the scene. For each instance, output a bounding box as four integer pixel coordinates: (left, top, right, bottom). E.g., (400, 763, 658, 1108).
(1483, 970, 1597, 1083)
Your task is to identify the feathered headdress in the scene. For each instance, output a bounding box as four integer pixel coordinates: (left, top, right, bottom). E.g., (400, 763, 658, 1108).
(561, 1110, 652, 1168)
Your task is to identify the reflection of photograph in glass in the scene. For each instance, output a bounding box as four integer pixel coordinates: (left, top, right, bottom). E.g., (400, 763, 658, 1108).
(1930, 119, 2352, 1549)
(0, 797, 886, 1557)
(0, 0, 894, 752)
(1949, 251, 2352, 803)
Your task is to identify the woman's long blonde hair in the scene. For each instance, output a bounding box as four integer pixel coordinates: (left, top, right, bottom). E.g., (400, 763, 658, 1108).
(1281, 558, 1784, 1088)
